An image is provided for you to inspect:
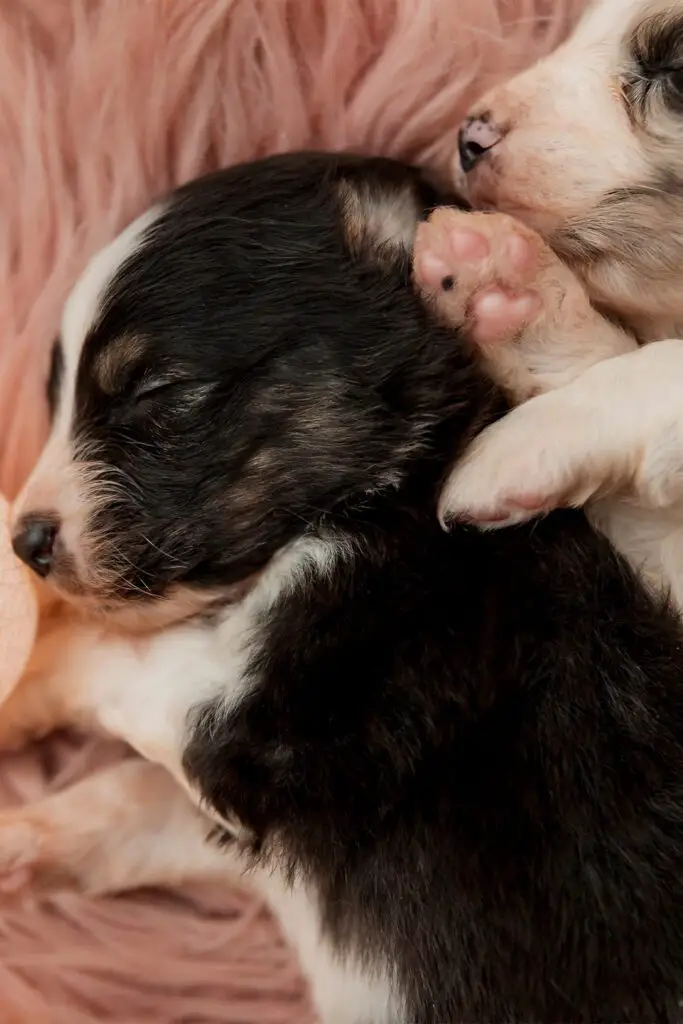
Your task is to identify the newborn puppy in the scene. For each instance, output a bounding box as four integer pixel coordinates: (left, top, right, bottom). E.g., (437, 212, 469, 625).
(453, 0, 683, 341)
(437, 0, 683, 606)
(6, 152, 683, 1024)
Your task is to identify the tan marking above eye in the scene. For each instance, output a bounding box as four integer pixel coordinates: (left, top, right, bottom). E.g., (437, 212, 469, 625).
(92, 335, 148, 395)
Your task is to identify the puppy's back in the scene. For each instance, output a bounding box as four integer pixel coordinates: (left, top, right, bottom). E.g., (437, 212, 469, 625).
(187, 499, 683, 1024)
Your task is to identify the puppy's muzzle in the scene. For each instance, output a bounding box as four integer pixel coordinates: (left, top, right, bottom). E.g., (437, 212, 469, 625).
(458, 116, 504, 173)
(12, 515, 60, 578)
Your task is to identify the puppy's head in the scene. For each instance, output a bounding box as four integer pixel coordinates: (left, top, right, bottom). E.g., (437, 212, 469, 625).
(454, 0, 683, 328)
(13, 154, 478, 628)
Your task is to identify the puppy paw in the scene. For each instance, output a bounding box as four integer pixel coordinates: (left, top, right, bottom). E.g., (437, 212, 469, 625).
(413, 208, 630, 402)
(438, 393, 602, 529)
(413, 209, 548, 345)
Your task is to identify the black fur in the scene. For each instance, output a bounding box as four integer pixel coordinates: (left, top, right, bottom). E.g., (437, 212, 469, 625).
(630, 9, 683, 78)
(627, 9, 683, 117)
(46, 336, 64, 421)
(187, 509, 683, 1023)
(72, 152, 683, 1021)
(73, 153, 462, 599)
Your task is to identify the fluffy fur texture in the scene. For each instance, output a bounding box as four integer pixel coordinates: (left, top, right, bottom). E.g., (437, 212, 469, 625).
(0, 1, 586, 1020)
(9, 152, 683, 1023)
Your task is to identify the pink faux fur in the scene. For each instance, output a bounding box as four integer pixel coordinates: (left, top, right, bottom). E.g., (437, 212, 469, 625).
(0, 0, 587, 1019)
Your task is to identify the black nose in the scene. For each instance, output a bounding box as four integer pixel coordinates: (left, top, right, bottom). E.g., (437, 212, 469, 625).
(458, 116, 504, 173)
(12, 517, 59, 578)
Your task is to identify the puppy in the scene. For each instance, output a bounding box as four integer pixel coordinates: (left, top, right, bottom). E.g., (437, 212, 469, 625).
(6, 152, 683, 1024)
(436, 0, 683, 613)
(453, 0, 683, 341)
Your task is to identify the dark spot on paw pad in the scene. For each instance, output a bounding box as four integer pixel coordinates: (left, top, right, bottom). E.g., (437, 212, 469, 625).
(441, 276, 454, 291)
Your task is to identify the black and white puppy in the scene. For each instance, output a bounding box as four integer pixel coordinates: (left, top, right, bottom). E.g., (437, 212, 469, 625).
(5, 152, 683, 1024)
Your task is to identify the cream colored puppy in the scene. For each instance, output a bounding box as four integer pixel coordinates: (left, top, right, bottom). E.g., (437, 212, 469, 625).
(455, 0, 683, 341)
(434, 0, 683, 605)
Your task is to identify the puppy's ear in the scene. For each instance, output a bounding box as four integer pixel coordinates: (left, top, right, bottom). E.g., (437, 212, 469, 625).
(337, 176, 421, 263)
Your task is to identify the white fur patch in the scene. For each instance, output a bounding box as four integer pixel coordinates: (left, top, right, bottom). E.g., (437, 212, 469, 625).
(13, 208, 163, 597)
(49, 533, 350, 787)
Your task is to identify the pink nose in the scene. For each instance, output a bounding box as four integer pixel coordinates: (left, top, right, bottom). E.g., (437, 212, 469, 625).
(458, 117, 503, 172)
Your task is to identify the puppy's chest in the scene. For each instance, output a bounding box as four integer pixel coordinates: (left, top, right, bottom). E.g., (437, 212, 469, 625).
(181, 530, 456, 850)
(181, 643, 324, 842)
(181, 593, 405, 849)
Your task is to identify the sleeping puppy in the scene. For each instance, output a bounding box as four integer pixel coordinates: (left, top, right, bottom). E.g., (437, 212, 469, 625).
(5, 152, 683, 1024)
(438, 0, 683, 583)
(453, 0, 683, 341)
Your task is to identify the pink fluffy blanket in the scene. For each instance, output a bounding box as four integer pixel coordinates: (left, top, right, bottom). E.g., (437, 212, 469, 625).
(0, 1, 586, 1020)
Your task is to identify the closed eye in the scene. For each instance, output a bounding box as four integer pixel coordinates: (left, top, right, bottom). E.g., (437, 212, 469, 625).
(105, 375, 190, 428)
(628, 14, 683, 114)
(130, 377, 183, 405)
(113, 376, 215, 426)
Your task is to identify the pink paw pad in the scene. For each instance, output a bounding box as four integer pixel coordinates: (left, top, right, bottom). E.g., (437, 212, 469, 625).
(414, 225, 490, 292)
(415, 251, 454, 290)
(503, 231, 536, 275)
(471, 288, 542, 344)
(448, 227, 490, 263)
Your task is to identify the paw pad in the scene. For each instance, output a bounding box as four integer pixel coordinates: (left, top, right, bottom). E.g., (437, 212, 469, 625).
(413, 209, 543, 347)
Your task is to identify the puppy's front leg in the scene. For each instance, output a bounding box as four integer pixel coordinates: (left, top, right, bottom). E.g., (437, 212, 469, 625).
(0, 760, 238, 896)
(412, 212, 683, 524)
(413, 207, 636, 403)
(0, 613, 80, 751)
(26, 615, 232, 805)
(0, 621, 399, 1024)
(412, 212, 683, 527)
(436, 339, 683, 528)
